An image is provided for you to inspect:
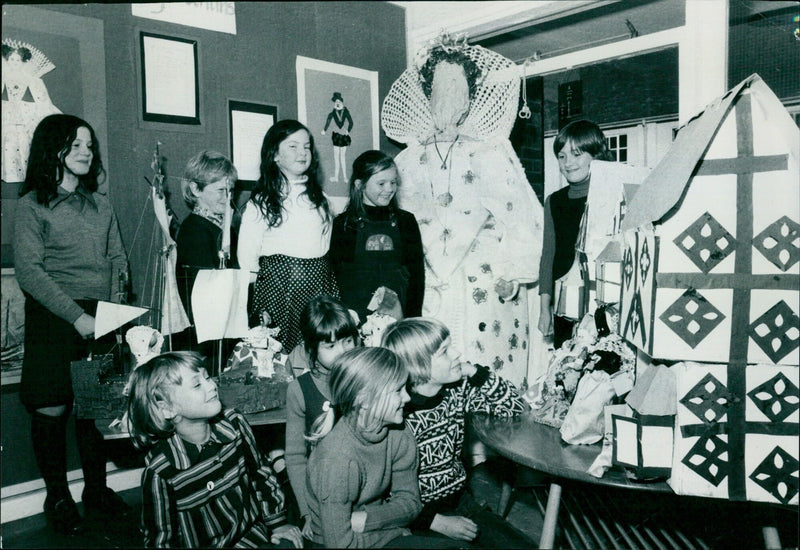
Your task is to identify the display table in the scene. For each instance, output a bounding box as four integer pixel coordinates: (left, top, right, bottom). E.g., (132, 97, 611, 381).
(470, 411, 670, 549)
(96, 406, 287, 440)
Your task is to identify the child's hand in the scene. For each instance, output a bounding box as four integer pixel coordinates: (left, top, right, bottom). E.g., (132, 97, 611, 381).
(460, 361, 477, 379)
(538, 297, 553, 336)
(302, 515, 313, 539)
(350, 510, 367, 533)
(271, 524, 303, 548)
(430, 513, 478, 541)
(73, 313, 95, 339)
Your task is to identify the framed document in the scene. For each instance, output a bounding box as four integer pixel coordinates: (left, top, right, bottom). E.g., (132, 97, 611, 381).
(228, 100, 277, 186)
(140, 31, 200, 124)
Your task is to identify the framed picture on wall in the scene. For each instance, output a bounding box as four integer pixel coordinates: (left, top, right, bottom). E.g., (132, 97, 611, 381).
(296, 55, 378, 206)
(228, 100, 277, 188)
(140, 31, 200, 124)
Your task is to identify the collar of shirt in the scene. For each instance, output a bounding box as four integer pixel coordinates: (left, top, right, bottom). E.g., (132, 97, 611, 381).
(566, 177, 590, 199)
(49, 184, 99, 211)
(158, 412, 238, 471)
(406, 387, 446, 413)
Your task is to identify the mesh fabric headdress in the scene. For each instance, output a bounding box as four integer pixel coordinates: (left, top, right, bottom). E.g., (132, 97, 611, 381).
(382, 31, 521, 144)
(2, 39, 56, 79)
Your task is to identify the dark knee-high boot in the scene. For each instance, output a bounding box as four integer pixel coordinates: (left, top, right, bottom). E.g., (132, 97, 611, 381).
(32, 411, 70, 499)
(74, 418, 106, 495)
(75, 418, 131, 518)
(31, 411, 85, 534)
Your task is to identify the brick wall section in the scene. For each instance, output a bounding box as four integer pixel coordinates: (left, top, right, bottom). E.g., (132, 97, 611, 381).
(543, 48, 679, 132)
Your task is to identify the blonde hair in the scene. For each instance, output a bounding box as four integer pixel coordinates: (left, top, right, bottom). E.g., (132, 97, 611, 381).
(381, 317, 449, 387)
(306, 347, 406, 443)
(181, 150, 238, 209)
(125, 351, 207, 449)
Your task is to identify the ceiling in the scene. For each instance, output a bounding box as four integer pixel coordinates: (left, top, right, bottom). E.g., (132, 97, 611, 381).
(393, 0, 798, 65)
(473, 0, 685, 63)
(391, 0, 686, 63)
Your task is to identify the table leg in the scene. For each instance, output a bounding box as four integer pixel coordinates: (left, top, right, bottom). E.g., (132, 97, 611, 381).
(763, 526, 781, 550)
(540, 482, 562, 549)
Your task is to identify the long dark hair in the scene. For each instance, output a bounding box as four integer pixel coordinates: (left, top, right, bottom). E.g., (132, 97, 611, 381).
(343, 150, 398, 228)
(20, 114, 104, 205)
(251, 119, 330, 228)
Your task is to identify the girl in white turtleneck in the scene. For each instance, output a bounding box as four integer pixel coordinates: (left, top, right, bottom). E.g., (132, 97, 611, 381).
(238, 119, 339, 353)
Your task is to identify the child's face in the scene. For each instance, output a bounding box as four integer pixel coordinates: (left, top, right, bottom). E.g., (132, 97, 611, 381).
(360, 167, 398, 208)
(193, 178, 231, 216)
(428, 336, 463, 386)
(378, 376, 410, 427)
(316, 335, 356, 372)
(166, 365, 221, 421)
(275, 129, 312, 179)
(62, 127, 94, 179)
(557, 139, 594, 184)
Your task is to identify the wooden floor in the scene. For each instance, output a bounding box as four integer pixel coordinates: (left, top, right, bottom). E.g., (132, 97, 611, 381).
(2, 458, 797, 549)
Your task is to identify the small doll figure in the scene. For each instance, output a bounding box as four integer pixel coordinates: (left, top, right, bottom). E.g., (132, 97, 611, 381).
(360, 313, 396, 348)
(124, 326, 165, 393)
(360, 287, 403, 347)
(321, 92, 353, 183)
(227, 325, 284, 379)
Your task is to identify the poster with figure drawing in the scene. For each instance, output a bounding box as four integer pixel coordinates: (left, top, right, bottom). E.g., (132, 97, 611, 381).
(1, 38, 61, 183)
(296, 56, 378, 207)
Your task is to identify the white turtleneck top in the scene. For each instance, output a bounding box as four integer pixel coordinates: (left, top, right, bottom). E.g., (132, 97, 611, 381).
(237, 181, 332, 281)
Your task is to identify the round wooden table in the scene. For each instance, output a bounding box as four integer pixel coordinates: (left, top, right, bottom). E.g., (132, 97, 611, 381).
(471, 411, 670, 548)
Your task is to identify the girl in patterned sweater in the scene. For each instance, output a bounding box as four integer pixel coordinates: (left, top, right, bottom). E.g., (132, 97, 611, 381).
(126, 351, 302, 548)
(382, 318, 532, 548)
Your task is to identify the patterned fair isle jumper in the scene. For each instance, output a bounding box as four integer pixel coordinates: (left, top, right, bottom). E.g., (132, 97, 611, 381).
(404, 365, 527, 505)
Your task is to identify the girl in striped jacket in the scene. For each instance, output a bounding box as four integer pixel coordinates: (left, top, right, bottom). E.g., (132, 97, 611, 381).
(126, 351, 302, 548)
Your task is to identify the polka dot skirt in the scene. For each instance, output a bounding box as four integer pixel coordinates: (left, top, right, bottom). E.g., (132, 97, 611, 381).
(253, 254, 340, 352)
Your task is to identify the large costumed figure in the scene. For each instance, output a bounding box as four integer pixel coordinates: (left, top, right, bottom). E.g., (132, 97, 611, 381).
(382, 33, 543, 387)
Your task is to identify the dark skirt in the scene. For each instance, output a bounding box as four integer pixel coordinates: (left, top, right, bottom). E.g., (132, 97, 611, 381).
(20, 297, 114, 411)
(331, 131, 351, 147)
(252, 254, 339, 352)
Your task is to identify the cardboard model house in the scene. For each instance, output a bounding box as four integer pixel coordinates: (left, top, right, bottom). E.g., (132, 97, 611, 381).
(617, 74, 799, 504)
(619, 74, 799, 367)
(669, 360, 798, 504)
